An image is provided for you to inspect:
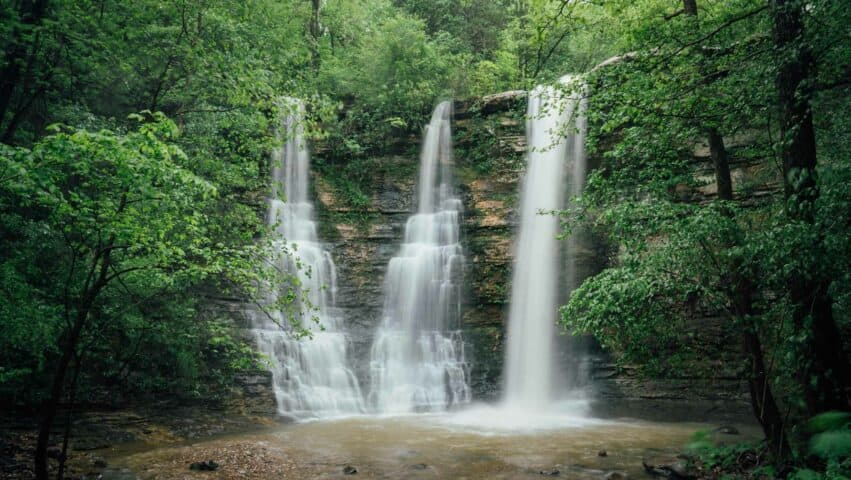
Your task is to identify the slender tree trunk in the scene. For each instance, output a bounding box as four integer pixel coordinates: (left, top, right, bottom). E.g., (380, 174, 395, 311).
(35, 243, 114, 480)
(308, 0, 321, 71)
(686, 0, 790, 455)
(34, 313, 86, 480)
(709, 131, 790, 459)
(0, 0, 50, 130)
(772, 0, 850, 415)
(708, 130, 732, 200)
(743, 325, 789, 459)
(56, 352, 83, 480)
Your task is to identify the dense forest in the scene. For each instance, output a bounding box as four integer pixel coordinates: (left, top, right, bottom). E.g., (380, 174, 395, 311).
(0, 1, 849, 479)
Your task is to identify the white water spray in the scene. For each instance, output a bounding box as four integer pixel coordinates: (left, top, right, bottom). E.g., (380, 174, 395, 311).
(251, 99, 365, 419)
(503, 76, 588, 410)
(368, 101, 472, 413)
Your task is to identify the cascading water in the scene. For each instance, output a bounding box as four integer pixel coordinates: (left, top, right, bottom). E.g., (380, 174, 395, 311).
(251, 99, 365, 419)
(503, 76, 588, 410)
(368, 101, 472, 413)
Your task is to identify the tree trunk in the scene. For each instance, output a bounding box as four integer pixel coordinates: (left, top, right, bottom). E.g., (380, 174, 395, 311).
(308, 0, 321, 71)
(34, 314, 85, 480)
(35, 242, 114, 480)
(708, 129, 732, 201)
(0, 0, 50, 131)
(772, 0, 850, 415)
(689, 0, 789, 455)
(709, 132, 790, 460)
(56, 351, 83, 480)
(744, 326, 789, 459)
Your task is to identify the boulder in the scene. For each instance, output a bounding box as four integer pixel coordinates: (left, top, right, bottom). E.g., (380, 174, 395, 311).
(480, 91, 527, 114)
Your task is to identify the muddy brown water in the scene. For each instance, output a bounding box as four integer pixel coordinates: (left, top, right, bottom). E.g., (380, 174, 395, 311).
(100, 402, 759, 480)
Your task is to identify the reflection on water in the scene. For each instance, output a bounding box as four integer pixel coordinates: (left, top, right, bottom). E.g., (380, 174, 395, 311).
(107, 405, 759, 479)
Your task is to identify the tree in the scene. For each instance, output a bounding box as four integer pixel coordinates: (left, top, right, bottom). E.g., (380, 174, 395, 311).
(557, 0, 850, 464)
(0, 0, 51, 142)
(771, 0, 849, 415)
(0, 114, 282, 478)
(680, 0, 788, 459)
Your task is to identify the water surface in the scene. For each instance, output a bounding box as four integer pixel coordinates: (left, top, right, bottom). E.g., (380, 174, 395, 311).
(106, 405, 758, 479)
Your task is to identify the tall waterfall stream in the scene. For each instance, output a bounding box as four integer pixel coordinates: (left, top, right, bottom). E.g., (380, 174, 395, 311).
(504, 75, 589, 411)
(249, 99, 365, 420)
(368, 101, 471, 413)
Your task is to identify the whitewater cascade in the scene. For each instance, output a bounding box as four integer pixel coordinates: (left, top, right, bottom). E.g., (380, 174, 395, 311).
(251, 99, 365, 419)
(503, 76, 588, 410)
(368, 101, 472, 413)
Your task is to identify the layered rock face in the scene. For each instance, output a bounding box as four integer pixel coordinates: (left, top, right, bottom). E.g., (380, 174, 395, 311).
(311, 96, 527, 401)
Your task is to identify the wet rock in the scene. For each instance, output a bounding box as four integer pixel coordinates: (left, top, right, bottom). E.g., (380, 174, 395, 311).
(642, 456, 696, 479)
(71, 438, 111, 451)
(539, 468, 560, 476)
(46, 446, 64, 460)
(714, 425, 739, 435)
(189, 460, 219, 471)
(670, 459, 696, 479)
(343, 465, 358, 475)
(479, 90, 527, 114)
(409, 463, 428, 470)
(92, 457, 108, 468)
(598, 450, 608, 457)
(100, 467, 137, 480)
(605, 471, 628, 480)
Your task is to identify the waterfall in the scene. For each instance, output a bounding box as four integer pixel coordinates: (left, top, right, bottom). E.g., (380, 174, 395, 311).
(368, 101, 472, 413)
(251, 99, 365, 419)
(503, 76, 588, 410)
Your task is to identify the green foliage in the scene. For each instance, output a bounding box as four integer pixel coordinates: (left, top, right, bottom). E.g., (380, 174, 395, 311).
(315, 10, 463, 159)
(804, 412, 851, 474)
(0, 0, 337, 406)
(454, 106, 525, 176)
(688, 431, 762, 470)
(556, 2, 850, 470)
(809, 432, 851, 463)
(561, 192, 751, 371)
(782, 411, 851, 479)
(0, 114, 296, 403)
(807, 412, 851, 435)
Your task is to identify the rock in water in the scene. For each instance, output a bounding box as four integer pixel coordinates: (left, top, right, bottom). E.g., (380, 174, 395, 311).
(46, 446, 63, 460)
(642, 456, 696, 479)
(605, 472, 628, 480)
(598, 450, 608, 457)
(539, 468, 560, 476)
(343, 465, 358, 475)
(189, 460, 219, 471)
(714, 425, 739, 435)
